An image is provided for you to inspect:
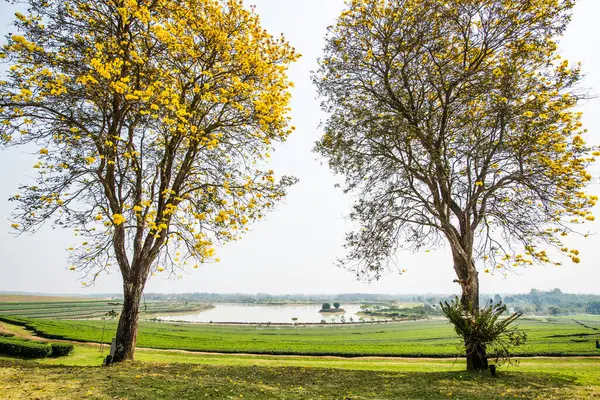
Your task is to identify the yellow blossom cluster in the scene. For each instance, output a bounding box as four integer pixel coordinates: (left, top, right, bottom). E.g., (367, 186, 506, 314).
(1, 0, 299, 276)
(316, 0, 596, 278)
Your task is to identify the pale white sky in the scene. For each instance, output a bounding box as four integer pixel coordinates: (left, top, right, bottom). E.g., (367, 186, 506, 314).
(0, 0, 599, 295)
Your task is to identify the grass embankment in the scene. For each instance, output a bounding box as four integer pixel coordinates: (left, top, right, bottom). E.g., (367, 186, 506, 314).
(0, 299, 212, 319)
(2, 314, 600, 357)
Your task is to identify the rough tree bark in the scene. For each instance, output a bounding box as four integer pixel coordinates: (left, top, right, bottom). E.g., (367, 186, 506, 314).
(452, 246, 489, 371)
(112, 261, 151, 362)
(462, 271, 488, 371)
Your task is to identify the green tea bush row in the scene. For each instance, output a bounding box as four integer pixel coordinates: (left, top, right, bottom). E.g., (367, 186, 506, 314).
(50, 343, 74, 356)
(0, 337, 51, 358)
(0, 335, 74, 358)
(0, 315, 30, 326)
(4, 315, 599, 358)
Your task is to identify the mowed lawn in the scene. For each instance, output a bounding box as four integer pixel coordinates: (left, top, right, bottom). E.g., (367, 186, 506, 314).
(0, 346, 599, 399)
(3, 314, 600, 357)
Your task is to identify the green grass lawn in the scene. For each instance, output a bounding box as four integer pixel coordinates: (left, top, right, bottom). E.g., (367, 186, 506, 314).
(3, 314, 600, 357)
(0, 318, 599, 399)
(0, 348, 599, 399)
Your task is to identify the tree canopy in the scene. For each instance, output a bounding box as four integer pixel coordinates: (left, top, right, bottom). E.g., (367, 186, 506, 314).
(315, 0, 597, 281)
(1, 0, 299, 281)
(314, 0, 598, 370)
(0, 0, 299, 360)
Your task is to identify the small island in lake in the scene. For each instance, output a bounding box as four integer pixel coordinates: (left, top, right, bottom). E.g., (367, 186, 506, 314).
(318, 302, 346, 313)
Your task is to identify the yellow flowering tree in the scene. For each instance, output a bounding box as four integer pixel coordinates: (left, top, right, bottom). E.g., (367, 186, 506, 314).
(1, 0, 299, 361)
(315, 0, 597, 369)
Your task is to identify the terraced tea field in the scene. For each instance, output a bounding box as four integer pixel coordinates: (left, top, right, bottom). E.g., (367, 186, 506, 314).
(1, 308, 599, 399)
(0, 299, 211, 319)
(2, 314, 599, 358)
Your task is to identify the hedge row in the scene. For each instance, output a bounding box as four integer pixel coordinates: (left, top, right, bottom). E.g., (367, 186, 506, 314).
(50, 343, 74, 357)
(0, 315, 30, 327)
(0, 337, 51, 358)
(0, 337, 74, 358)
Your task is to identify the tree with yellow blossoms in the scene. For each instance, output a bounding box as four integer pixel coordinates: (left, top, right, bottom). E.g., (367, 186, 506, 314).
(1, 0, 299, 362)
(315, 0, 598, 370)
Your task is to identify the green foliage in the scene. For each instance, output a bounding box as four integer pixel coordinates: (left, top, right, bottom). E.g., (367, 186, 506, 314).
(0, 331, 73, 358)
(0, 315, 30, 326)
(333, 302, 341, 309)
(144, 292, 442, 303)
(50, 343, 74, 357)
(548, 306, 561, 316)
(321, 303, 331, 310)
(360, 304, 441, 319)
(498, 289, 600, 315)
(441, 298, 527, 365)
(585, 301, 600, 315)
(0, 337, 51, 358)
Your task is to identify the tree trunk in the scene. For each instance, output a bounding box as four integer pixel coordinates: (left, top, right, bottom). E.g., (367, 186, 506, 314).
(466, 342, 489, 371)
(452, 248, 489, 371)
(461, 269, 488, 370)
(459, 264, 480, 312)
(112, 279, 144, 362)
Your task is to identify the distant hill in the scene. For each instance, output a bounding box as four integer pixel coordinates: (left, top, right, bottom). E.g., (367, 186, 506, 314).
(0, 294, 104, 302)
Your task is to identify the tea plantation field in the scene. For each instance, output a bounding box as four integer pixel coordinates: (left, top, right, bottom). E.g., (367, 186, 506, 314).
(0, 299, 211, 319)
(2, 314, 599, 357)
(1, 315, 599, 399)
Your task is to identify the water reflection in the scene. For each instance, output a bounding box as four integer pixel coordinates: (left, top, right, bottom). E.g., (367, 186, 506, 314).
(157, 303, 365, 323)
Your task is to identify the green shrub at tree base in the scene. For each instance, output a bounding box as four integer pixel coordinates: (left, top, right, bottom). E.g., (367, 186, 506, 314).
(441, 298, 527, 368)
(0, 337, 51, 358)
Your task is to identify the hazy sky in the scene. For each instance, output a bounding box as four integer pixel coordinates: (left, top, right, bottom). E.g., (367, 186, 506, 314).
(1, 0, 599, 296)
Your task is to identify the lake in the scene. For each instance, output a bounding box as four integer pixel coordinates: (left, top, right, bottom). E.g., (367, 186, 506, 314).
(156, 303, 365, 323)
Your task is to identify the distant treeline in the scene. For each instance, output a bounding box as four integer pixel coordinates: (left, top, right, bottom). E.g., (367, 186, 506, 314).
(480, 288, 600, 315)
(359, 304, 443, 319)
(141, 292, 453, 304)
(38, 290, 599, 316)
